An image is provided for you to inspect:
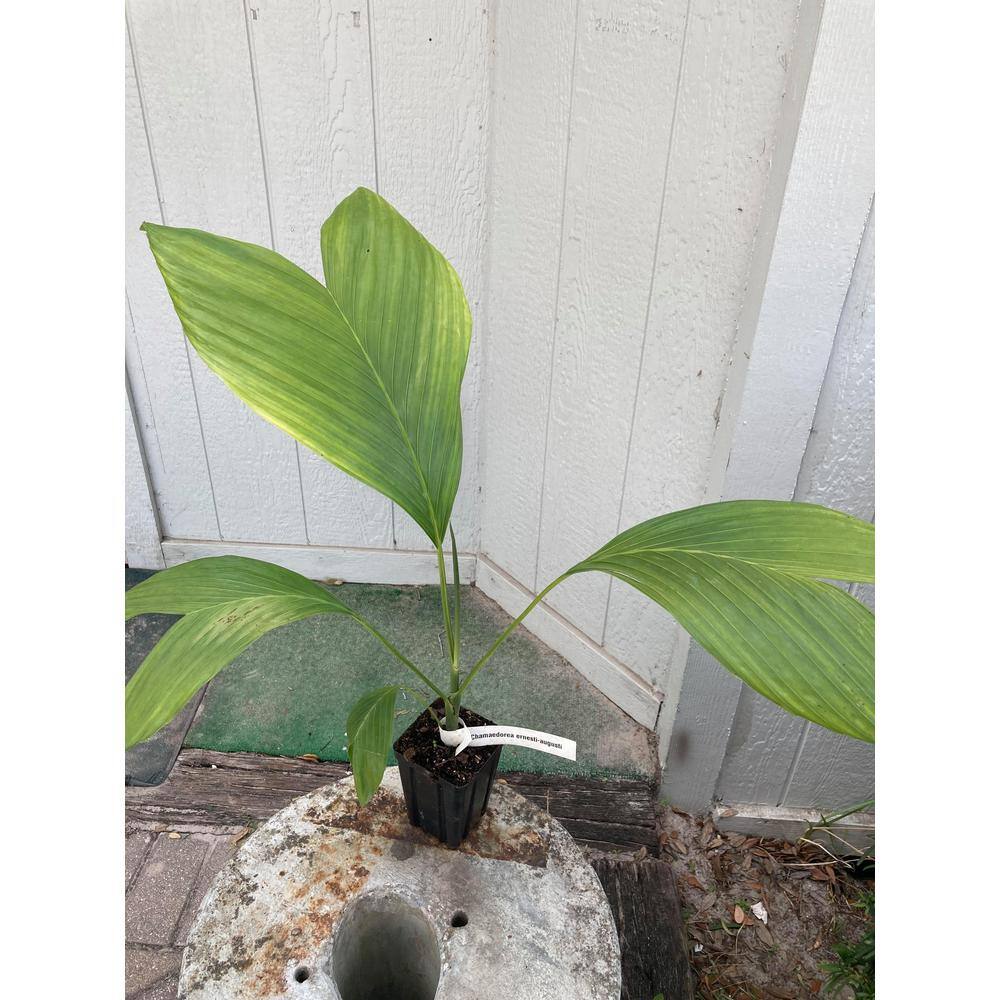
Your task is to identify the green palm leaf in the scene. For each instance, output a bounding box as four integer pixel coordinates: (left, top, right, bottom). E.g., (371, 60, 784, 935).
(125, 557, 352, 747)
(569, 501, 874, 742)
(142, 187, 470, 546)
(347, 686, 400, 805)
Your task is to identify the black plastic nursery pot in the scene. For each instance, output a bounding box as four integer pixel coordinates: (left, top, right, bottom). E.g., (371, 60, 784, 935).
(393, 703, 502, 849)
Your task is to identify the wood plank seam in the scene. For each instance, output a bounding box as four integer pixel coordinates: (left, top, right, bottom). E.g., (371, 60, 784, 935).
(125, 1, 224, 541)
(530, 0, 581, 594)
(599, 0, 694, 649)
(242, 0, 310, 546)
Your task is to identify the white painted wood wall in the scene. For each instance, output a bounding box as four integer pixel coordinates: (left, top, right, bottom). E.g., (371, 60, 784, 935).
(126, 0, 489, 583)
(125, 0, 874, 821)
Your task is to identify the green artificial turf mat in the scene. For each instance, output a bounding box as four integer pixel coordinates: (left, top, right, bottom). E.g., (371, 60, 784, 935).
(181, 581, 656, 781)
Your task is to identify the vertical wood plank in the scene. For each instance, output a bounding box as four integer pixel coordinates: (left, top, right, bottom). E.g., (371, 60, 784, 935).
(368, 0, 491, 551)
(602, 0, 803, 688)
(125, 375, 165, 569)
(127, 0, 307, 544)
(125, 31, 218, 540)
(534, 0, 689, 640)
(245, 0, 393, 547)
(478, 0, 577, 587)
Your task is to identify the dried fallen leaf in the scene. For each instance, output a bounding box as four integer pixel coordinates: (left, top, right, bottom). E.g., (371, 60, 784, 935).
(809, 979, 822, 993)
(710, 855, 728, 886)
(634, 845, 648, 861)
(685, 874, 706, 891)
(733, 904, 746, 924)
(757, 922, 775, 947)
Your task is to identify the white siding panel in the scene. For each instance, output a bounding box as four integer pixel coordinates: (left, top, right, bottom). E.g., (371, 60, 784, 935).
(368, 0, 491, 551)
(663, 0, 875, 811)
(796, 204, 876, 519)
(720, 0, 875, 503)
(125, 33, 218, 540)
(125, 377, 165, 569)
(478, 0, 577, 587)
(776, 206, 876, 810)
(246, 0, 394, 548)
(534, 0, 688, 641)
(781, 726, 875, 810)
(127, 0, 307, 544)
(603, 0, 802, 687)
(716, 202, 876, 808)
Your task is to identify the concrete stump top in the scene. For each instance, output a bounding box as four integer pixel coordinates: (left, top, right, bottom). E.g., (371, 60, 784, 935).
(180, 767, 621, 1000)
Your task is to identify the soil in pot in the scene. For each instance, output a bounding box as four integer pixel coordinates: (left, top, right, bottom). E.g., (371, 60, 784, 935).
(393, 700, 502, 848)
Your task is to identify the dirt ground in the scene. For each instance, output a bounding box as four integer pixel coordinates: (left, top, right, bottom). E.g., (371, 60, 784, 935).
(654, 804, 874, 999)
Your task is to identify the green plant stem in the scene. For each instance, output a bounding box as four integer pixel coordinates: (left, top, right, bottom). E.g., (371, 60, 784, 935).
(435, 545, 456, 661)
(448, 525, 462, 717)
(449, 524, 461, 670)
(349, 613, 448, 702)
(458, 573, 570, 697)
(435, 544, 460, 729)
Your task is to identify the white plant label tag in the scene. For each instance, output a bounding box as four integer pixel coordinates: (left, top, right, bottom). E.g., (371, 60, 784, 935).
(439, 720, 576, 760)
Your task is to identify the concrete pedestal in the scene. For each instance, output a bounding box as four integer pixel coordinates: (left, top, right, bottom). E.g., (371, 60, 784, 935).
(180, 767, 621, 999)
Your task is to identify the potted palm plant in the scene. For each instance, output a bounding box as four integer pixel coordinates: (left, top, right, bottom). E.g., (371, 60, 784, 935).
(125, 187, 874, 848)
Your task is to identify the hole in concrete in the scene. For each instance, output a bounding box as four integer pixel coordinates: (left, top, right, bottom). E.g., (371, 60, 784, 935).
(330, 893, 440, 1000)
(293, 966, 310, 983)
(450, 911, 468, 928)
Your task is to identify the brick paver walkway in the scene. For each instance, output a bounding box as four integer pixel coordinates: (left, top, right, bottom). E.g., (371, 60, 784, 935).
(125, 822, 245, 999)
